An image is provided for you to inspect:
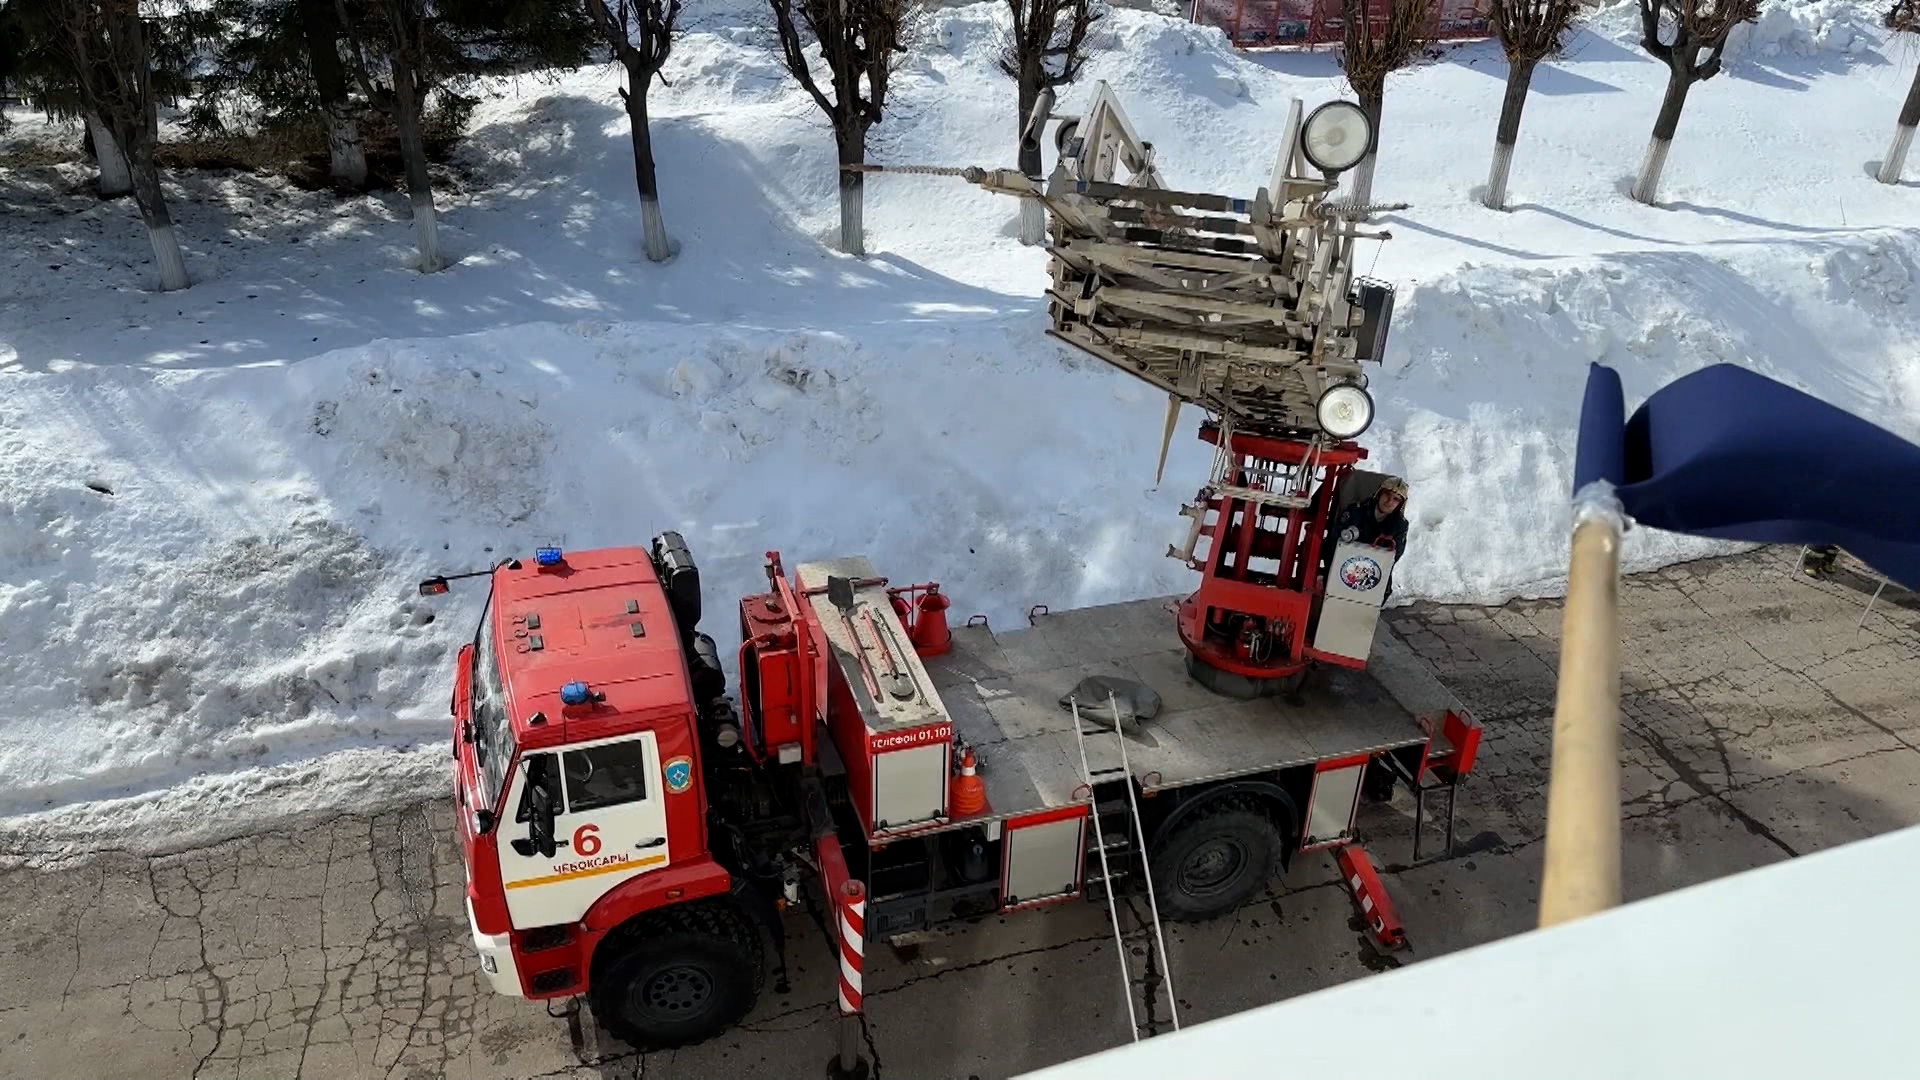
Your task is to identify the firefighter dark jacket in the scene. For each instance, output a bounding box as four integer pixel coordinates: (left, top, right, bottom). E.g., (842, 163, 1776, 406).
(1335, 496, 1409, 555)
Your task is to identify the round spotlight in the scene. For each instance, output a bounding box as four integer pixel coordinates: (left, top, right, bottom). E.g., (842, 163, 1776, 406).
(1053, 118, 1081, 158)
(1316, 383, 1375, 439)
(1300, 100, 1372, 175)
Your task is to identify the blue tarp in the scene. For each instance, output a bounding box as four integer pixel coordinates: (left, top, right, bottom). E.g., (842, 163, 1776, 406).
(1575, 363, 1920, 591)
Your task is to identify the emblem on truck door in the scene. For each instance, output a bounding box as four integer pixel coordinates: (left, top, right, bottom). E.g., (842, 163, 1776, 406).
(663, 756, 693, 794)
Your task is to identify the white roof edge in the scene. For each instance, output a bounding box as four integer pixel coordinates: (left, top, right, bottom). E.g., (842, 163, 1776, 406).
(1020, 823, 1920, 1080)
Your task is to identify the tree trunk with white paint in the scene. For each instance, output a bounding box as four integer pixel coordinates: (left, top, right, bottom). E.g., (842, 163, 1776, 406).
(301, 0, 368, 191)
(641, 197, 671, 262)
(1483, 56, 1537, 211)
(131, 157, 189, 291)
(1348, 154, 1378, 208)
(1018, 199, 1046, 245)
(1347, 82, 1384, 208)
(325, 112, 370, 191)
(72, 7, 186, 289)
(621, 69, 674, 262)
(1875, 64, 1920, 185)
(1015, 72, 1048, 245)
(391, 57, 442, 272)
(835, 123, 868, 257)
(1631, 70, 1691, 205)
(89, 114, 134, 198)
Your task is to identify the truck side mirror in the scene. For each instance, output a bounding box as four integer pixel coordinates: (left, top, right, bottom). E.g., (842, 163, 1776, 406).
(512, 754, 560, 859)
(528, 783, 557, 859)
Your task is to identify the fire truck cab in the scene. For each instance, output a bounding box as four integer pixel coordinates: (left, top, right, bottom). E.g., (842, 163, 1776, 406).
(445, 539, 769, 1047)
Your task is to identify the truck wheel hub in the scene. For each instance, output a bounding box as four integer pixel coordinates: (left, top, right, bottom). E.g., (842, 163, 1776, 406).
(1181, 838, 1246, 893)
(638, 965, 713, 1017)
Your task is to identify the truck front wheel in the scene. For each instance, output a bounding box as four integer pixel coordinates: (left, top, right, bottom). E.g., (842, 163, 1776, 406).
(1148, 801, 1289, 922)
(589, 901, 764, 1049)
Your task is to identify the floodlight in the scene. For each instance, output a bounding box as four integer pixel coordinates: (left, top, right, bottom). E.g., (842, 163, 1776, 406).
(1316, 383, 1375, 439)
(1301, 101, 1372, 174)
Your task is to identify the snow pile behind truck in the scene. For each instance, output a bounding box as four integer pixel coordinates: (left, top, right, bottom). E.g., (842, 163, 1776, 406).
(1, 0, 1918, 855)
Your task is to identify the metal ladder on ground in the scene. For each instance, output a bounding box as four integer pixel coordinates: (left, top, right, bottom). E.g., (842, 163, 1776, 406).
(1070, 694, 1181, 1041)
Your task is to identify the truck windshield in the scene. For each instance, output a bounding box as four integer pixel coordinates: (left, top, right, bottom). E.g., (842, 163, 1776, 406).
(471, 595, 514, 807)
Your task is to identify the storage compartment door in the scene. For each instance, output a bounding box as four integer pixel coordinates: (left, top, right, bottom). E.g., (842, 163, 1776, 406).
(872, 743, 948, 831)
(1302, 758, 1368, 849)
(1313, 596, 1384, 662)
(1002, 809, 1086, 908)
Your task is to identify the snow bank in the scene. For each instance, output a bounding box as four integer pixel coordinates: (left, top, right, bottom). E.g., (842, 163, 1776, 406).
(1375, 231, 1920, 599)
(0, 317, 1210, 851)
(1583, 0, 1881, 58)
(1726, 0, 1882, 59)
(3, 0, 1918, 852)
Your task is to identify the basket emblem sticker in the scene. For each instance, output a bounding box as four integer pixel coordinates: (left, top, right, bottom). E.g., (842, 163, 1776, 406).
(1339, 555, 1383, 592)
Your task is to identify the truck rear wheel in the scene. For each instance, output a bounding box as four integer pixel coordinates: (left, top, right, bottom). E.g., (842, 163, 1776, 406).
(589, 901, 764, 1050)
(1148, 801, 1289, 922)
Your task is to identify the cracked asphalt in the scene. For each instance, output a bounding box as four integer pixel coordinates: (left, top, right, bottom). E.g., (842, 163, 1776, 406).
(3, 548, 1916, 1079)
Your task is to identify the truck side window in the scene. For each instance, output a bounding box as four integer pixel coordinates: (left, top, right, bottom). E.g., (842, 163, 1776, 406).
(472, 596, 514, 806)
(562, 741, 649, 813)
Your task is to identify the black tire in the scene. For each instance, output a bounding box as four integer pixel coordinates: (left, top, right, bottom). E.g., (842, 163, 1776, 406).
(588, 900, 764, 1050)
(1148, 800, 1291, 922)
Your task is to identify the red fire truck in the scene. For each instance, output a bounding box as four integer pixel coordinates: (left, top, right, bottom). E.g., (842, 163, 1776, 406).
(423, 529, 1480, 1053)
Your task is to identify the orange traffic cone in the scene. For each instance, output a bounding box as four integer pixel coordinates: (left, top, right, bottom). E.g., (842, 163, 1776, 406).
(949, 746, 987, 817)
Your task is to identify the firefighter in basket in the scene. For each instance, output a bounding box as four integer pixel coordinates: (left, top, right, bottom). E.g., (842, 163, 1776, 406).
(1332, 476, 1410, 601)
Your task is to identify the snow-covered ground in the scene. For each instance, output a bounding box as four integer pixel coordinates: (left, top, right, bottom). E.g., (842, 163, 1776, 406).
(2, 0, 1916, 858)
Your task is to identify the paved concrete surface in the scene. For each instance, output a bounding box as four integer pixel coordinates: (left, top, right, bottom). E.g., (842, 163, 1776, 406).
(2, 548, 1916, 1080)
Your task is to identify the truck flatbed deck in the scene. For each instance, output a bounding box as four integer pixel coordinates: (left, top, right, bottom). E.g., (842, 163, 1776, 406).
(924, 596, 1465, 820)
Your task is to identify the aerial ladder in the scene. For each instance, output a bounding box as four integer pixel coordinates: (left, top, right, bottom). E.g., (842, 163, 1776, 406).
(855, 83, 1407, 697)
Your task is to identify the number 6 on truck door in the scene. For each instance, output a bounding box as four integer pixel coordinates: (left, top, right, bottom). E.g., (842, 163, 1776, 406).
(496, 732, 671, 928)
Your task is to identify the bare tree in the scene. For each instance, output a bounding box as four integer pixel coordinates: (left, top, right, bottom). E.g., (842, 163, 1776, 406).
(584, 0, 682, 262)
(997, 0, 1099, 243)
(193, 0, 370, 192)
(1629, 0, 1758, 205)
(335, 0, 589, 270)
(1338, 0, 1428, 207)
(50, 0, 189, 290)
(300, 0, 368, 190)
(1877, 0, 1919, 184)
(336, 0, 444, 269)
(1482, 0, 1579, 210)
(768, 0, 906, 256)
(5, 0, 139, 196)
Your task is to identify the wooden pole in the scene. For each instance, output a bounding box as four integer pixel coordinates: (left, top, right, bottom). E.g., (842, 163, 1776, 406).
(1538, 488, 1625, 927)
